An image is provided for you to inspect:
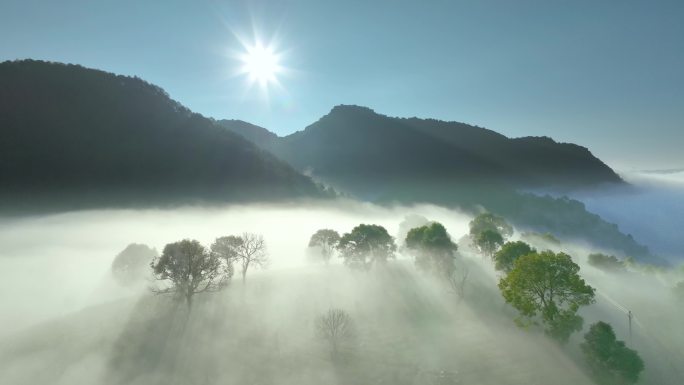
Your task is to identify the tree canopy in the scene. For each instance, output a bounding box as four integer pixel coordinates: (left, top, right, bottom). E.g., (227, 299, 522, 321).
(494, 241, 535, 273)
(405, 222, 458, 277)
(111, 243, 158, 286)
(474, 229, 505, 257)
(498, 250, 595, 342)
(337, 224, 396, 270)
(210, 235, 242, 261)
(587, 253, 625, 272)
(212, 233, 268, 283)
(581, 321, 644, 384)
(469, 213, 513, 239)
(151, 239, 232, 306)
(308, 229, 341, 264)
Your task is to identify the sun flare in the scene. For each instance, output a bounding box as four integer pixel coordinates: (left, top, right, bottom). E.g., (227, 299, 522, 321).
(239, 42, 282, 88)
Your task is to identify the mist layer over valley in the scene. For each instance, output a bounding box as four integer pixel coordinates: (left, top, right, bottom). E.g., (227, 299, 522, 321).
(0, 201, 681, 385)
(568, 170, 684, 261)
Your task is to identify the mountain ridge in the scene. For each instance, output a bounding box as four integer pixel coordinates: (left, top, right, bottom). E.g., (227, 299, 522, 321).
(220, 104, 623, 192)
(0, 59, 326, 210)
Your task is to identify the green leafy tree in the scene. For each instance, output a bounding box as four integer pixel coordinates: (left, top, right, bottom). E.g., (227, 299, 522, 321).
(151, 239, 232, 307)
(475, 229, 504, 257)
(337, 224, 396, 270)
(469, 212, 513, 239)
(581, 321, 645, 384)
(211, 235, 241, 260)
(405, 222, 458, 278)
(494, 241, 535, 273)
(498, 250, 595, 342)
(308, 229, 341, 264)
(588, 253, 625, 272)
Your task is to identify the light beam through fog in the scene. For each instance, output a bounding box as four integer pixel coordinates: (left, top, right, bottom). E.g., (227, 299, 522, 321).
(0, 201, 682, 384)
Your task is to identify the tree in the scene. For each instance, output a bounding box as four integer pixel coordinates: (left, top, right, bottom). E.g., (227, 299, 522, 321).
(469, 212, 513, 239)
(588, 253, 625, 272)
(316, 308, 355, 360)
(581, 321, 644, 384)
(405, 222, 458, 278)
(150, 239, 232, 307)
(498, 251, 595, 342)
(209, 235, 240, 280)
(211, 235, 241, 261)
(308, 229, 341, 264)
(337, 224, 396, 270)
(229, 233, 268, 284)
(474, 229, 504, 257)
(494, 241, 535, 273)
(111, 243, 158, 286)
(448, 265, 470, 300)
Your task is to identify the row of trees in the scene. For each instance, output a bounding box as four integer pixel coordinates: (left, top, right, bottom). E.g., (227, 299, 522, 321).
(466, 212, 644, 384)
(308, 225, 397, 270)
(146, 233, 268, 306)
(308, 222, 462, 281)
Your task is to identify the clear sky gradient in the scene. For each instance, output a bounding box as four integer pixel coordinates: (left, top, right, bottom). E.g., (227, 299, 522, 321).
(1, 0, 682, 169)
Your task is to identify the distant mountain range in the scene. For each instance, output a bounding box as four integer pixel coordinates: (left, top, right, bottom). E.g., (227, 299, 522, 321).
(219, 105, 622, 196)
(0, 60, 656, 262)
(0, 60, 325, 209)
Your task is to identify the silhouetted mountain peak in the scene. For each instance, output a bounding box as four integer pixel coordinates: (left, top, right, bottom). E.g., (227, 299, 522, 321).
(328, 104, 377, 116)
(261, 105, 624, 190)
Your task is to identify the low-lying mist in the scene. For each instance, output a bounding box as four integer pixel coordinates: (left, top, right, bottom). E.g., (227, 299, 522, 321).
(0, 200, 681, 384)
(0, 201, 471, 334)
(570, 170, 684, 261)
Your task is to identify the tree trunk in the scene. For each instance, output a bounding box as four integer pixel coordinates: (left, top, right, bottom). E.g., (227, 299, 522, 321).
(186, 286, 193, 309)
(242, 261, 249, 284)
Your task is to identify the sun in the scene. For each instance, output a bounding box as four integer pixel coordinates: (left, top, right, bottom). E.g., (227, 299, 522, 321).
(239, 41, 282, 88)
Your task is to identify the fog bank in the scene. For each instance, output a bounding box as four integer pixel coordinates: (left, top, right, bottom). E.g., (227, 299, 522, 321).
(569, 170, 684, 261)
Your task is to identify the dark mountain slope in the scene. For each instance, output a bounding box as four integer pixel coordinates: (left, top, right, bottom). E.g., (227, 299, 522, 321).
(221, 105, 622, 193)
(217, 119, 279, 149)
(273, 106, 510, 190)
(399, 117, 620, 187)
(0, 60, 324, 209)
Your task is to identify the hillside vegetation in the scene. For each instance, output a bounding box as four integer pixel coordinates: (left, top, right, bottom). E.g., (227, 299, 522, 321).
(0, 60, 324, 210)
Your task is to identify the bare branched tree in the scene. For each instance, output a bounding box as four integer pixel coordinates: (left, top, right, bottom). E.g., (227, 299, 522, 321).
(316, 308, 355, 359)
(234, 233, 268, 284)
(150, 239, 232, 307)
(448, 266, 470, 301)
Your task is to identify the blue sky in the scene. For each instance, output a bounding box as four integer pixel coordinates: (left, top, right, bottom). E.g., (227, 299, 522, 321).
(1, 0, 682, 169)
